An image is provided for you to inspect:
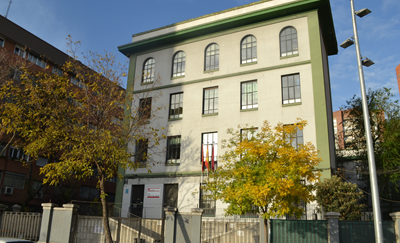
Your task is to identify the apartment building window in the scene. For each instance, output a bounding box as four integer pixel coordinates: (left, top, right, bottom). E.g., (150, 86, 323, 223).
(14, 46, 25, 58)
(172, 51, 186, 77)
(28, 53, 46, 68)
(136, 138, 148, 168)
(0, 38, 4, 47)
(202, 132, 218, 170)
(205, 43, 219, 71)
(79, 186, 99, 199)
(36, 156, 48, 167)
(139, 97, 152, 120)
(241, 128, 258, 141)
(200, 184, 216, 216)
(0, 144, 6, 156)
(282, 74, 301, 104)
(70, 77, 87, 89)
(169, 93, 183, 119)
(52, 66, 63, 76)
(241, 81, 258, 109)
(166, 136, 181, 164)
(142, 58, 155, 83)
(285, 125, 303, 149)
(3, 172, 25, 189)
(241, 35, 257, 64)
(280, 27, 298, 57)
(203, 87, 218, 115)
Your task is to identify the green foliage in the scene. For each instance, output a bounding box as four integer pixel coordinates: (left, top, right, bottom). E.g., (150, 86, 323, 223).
(315, 176, 365, 220)
(203, 120, 321, 220)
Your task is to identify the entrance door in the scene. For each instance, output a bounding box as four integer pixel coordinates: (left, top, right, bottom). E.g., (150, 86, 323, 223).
(130, 185, 144, 217)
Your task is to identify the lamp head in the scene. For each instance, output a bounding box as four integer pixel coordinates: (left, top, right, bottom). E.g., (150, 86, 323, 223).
(362, 57, 374, 67)
(340, 38, 354, 49)
(355, 8, 371, 18)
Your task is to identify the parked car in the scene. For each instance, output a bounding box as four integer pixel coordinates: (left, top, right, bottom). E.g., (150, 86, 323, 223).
(0, 238, 34, 243)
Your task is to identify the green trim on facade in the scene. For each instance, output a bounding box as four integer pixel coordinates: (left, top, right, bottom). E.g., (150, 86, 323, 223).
(124, 171, 203, 178)
(133, 60, 311, 94)
(204, 69, 219, 74)
(240, 62, 258, 67)
(119, 0, 337, 56)
(307, 11, 332, 179)
(141, 81, 154, 86)
(171, 76, 185, 80)
(240, 108, 258, 112)
(280, 53, 300, 59)
(115, 54, 138, 207)
(165, 163, 181, 166)
(202, 113, 218, 117)
(168, 118, 183, 121)
(282, 102, 302, 107)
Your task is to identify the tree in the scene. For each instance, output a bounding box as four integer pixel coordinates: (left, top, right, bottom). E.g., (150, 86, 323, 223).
(0, 38, 166, 243)
(315, 176, 366, 220)
(203, 120, 320, 243)
(337, 88, 400, 198)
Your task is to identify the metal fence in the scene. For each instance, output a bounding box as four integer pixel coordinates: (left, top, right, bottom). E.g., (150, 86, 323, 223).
(339, 220, 396, 243)
(0, 212, 42, 241)
(73, 215, 163, 243)
(270, 219, 328, 243)
(201, 216, 260, 243)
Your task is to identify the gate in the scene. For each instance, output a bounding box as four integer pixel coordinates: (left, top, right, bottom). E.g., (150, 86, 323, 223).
(270, 220, 328, 243)
(339, 221, 396, 243)
(0, 212, 42, 241)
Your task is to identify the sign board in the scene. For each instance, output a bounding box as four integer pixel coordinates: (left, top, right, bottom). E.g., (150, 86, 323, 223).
(147, 187, 161, 198)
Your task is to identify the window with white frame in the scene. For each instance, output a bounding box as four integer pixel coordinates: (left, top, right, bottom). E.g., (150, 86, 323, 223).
(280, 27, 298, 57)
(241, 127, 258, 141)
(202, 132, 218, 170)
(285, 125, 303, 149)
(203, 87, 218, 115)
(8, 146, 23, 160)
(241, 35, 257, 64)
(166, 136, 181, 164)
(205, 43, 219, 71)
(241, 81, 258, 110)
(169, 93, 183, 119)
(282, 73, 301, 104)
(142, 58, 155, 83)
(14, 46, 25, 58)
(172, 51, 186, 77)
(3, 172, 25, 189)
(28, 53, 46, 68)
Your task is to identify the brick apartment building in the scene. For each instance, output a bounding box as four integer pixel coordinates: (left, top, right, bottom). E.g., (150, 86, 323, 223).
(0, 15, 116, 213)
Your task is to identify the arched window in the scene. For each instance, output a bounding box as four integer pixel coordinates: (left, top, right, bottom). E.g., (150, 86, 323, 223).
(205, 43, 219, 71)
(172, 51, 186, 77)
(142, 58, 155, 83)
(280, 27, 298, 57)
(241, 35, 257, 64)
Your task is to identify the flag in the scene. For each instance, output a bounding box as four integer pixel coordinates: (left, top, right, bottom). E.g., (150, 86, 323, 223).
(205, 145, 210, 172)
(211, 143, 215, 171)
(201, 145, 204, 172)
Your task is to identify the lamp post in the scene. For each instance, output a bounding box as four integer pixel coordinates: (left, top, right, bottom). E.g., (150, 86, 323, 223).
(340, 1, 383, 242)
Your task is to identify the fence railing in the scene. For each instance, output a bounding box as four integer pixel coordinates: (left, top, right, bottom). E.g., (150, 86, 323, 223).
(0, 212, 42, 241)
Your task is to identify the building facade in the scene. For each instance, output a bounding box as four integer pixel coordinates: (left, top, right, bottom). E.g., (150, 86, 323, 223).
(396, 64, 400, 96)
(0, 16, 116, 212)
(117, 0, 338, 218)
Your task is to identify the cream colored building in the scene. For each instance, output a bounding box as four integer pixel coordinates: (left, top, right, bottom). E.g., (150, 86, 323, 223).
(117, 0, 338, 219)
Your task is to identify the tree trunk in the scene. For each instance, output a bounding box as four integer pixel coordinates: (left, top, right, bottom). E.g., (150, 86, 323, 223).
(99, 176, 113, 243)
(264, 218, 269, 243)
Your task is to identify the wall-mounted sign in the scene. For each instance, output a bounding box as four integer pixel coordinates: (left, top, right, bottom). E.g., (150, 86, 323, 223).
(147, 187, 161, 198)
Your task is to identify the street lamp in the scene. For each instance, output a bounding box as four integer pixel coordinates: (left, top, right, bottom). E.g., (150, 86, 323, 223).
(340, 1, 383, 243)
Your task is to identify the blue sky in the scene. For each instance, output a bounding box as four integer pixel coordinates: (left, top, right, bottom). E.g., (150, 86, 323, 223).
(1, 0, 399, 111)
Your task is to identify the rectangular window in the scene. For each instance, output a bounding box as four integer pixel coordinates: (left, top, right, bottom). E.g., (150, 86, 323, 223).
(8, 146, 23, 160)
(241, 128, 258, 141)
(166, 136, 181, 164)
(203, 87, 218, 115)
(241, 81, 258, 109)
(70, 77, 87, 89)
(199, 184, 216, 217)
(136, 139, 148, 168)
(202, 132, 218, 170)
(139, 97, 152, 120)
(282, 74, 301, 104)
(0, 144, 6, 157)
(36, 156, 48, 167)
(169, 93, 183, 119)
(52, 66, 63, 76)
(3, 172, 25, 189)
(28, 53, 46, 68)
(285, 125, 303, 149)
(0, 38, 4, 47)
(14, 46, 25, 58)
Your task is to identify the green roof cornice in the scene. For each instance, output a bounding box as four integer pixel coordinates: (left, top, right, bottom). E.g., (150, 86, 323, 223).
(118, 0, 337, 56)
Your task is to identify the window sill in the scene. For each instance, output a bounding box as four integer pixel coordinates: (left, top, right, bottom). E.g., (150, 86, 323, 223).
(139, 120, 151, 125)
(171, 75, 185, 80)
(204, 69, 219, 74)
(141, 81, 154, 86)
(240, 61, 257, 67)
(202, 113, 218, 117)
(282, 102, 302, 107)
(168, 118, 183, 121)
(166, 163, 180, 166)
(241, 108, 258, 112)
(280, 53, 299, 59)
